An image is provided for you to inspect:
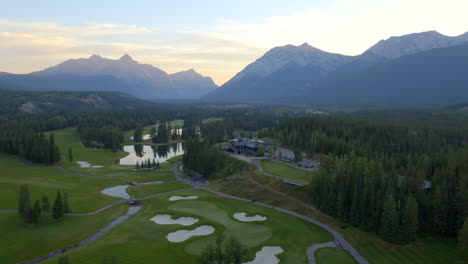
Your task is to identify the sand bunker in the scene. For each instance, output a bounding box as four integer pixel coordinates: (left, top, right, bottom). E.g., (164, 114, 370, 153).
(167, 225, 215, 242)
(169, 195, 199, 201)
(100, 185, 130, 199)
(150, 214, 198, 226)
(233, 212, 267, 222)
(129, 134, 152, 140)
(76, 161, 104, 168)
(243, 246, 284, 264)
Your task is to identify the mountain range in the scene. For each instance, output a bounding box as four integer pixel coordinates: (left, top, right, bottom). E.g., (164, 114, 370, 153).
(0, 55, 218, 99)
(205, 31, 468, 106)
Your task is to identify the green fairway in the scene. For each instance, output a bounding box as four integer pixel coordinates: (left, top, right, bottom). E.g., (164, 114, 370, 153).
(104, 170, 176, 183)
(202, 117, 224, 124)
(0, 204, 127, 264)
(43, 189, 333, 264)
(0, 155, 127, 213)
(127, 181, 192, 198)
(49, 127, 133, 172)
(260, 160, 314, 183)
(206, 171, 459, 264)
(316, 247, 357, 264)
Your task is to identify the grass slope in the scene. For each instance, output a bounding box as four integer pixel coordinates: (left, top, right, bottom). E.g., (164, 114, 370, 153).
(0, 155, 126, 213)
(105, 170, 176, 183)
(206, 170, 458, 264)
(260, 160, 314, 183)
(127, 181, 192, 198)
(0, 204, 127, 264)
(315, 247, 358, 264)
(43, 189, 332, 264)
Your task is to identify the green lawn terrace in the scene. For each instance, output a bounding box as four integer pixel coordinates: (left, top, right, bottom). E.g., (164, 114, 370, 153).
(43, 189, 333, 264)
(260, 160, 315, 184)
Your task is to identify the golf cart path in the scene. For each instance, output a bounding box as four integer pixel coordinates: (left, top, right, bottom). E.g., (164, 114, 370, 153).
(174, 163, 368, 264)
(7, 157, 367, 264)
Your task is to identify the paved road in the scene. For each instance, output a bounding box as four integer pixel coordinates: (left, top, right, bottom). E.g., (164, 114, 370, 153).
(306, 241, 338, 264)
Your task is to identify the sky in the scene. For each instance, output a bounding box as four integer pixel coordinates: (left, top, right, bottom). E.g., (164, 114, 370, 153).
(1, 0, 467, 85)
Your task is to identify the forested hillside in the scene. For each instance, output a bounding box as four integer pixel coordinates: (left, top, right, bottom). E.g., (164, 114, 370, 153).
(260, 115, 468, 244)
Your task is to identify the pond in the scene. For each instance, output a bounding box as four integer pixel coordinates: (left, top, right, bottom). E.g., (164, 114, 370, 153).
(119, 143, 184, 165)
(100, 185, 131, 199)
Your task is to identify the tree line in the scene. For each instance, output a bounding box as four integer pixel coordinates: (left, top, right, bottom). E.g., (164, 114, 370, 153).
(183, 140, 250, 179)
(261, 116, 467, 244)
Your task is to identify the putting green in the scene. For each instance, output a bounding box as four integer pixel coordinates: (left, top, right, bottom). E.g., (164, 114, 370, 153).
(170, 200, 272, 253)
(42, 189, 333, 264)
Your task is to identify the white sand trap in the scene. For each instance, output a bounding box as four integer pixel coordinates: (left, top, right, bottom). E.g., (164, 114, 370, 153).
(243, 246, 284, 264)
(150, 214, 199, 226)
(129, 134, 152, 140)
(169, 195, 199, 201)
(100, 185, 130, 199)
(234, 212, 267, 222)
(167, 225, 215, 242)
(76, 161, 104, 168)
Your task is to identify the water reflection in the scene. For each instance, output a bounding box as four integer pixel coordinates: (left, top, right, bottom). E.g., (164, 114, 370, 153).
(119, 143, 184, 165)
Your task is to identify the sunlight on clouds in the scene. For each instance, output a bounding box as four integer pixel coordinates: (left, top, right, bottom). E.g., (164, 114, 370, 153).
(0, 0, 467, 85)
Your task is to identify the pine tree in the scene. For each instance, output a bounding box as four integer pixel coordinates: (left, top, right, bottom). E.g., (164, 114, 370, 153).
(18, 185, 32, 222)
(32, 200, 42, 224)
(49, 133, 59, 163)
(68, 147, 74, 163)
(136, 161, 140, 170)
(379, 192, 399, 242)
(41, 195, 50, 213)
(63, 192, 70, 214)
(52, 191, 64, 219)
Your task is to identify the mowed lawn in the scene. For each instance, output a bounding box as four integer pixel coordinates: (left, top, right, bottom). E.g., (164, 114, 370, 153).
(48, 127, 134, 172)
(0, 155, 127, 213)
(206, 171, 459, 264)
(43, 189, 333, 264)
(103, 170, 176, 183)
(260, 160, 314, 183)
(0, 204, 127, 264)
(127, 181, 192, 198)
(315, 247, 357, 264)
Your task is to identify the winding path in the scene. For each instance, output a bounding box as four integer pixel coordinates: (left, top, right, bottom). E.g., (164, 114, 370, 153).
(5, 157, 367, 264)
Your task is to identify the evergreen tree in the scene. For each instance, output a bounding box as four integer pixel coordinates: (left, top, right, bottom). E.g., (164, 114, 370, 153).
(49, 133, 59, 163)
(402, 195, 419, 243)
(52, 191, 64, 219)
(63, 192, 70, 214)
(136, 161, 140, 170)
(379, 192, 399, 242)
(41, 195, 50, 213)
(293, 149, 302, 162)
(68, 147, 73, 163)
(32, 200, 42, 224)
(133, 125, 144, 143)
(18, 185, 32, 222)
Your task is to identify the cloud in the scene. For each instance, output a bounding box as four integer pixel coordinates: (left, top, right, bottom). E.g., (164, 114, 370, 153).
(1, 0, 467, 85)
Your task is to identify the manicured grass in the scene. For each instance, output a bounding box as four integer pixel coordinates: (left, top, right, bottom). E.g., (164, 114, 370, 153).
(49, 127, 133, 172)
(0, 204, 127, 264)
(0, 155, 127, 213)
(166, 154, 183, 163)
(316, 247, 357, 264)
(104, 170, 176, 183)
(202, 117, 224, 124)
(127, 181, 192, 198)
(43, 189, 332, 264)
(260, 160, 314, 183)
(206, 170, 459, 264)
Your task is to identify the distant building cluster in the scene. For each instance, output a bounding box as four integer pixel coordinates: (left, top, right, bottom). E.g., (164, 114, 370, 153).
(223, 138, 271, 156)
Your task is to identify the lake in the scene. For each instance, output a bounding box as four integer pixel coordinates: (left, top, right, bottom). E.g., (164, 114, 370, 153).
(119, 142, 184, 165)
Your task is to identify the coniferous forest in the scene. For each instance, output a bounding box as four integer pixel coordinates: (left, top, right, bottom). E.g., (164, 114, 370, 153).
(260, 116, 468, 244)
